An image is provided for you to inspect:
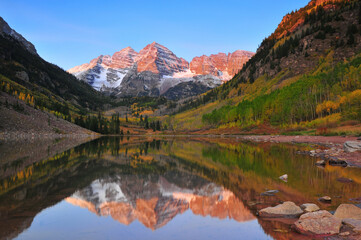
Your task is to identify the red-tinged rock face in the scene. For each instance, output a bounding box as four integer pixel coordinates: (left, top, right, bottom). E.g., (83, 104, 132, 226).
(190, 55, 218, 76)
(314, 0, 346, 6)
(68, 47, 138, 74)
(227, 50, 255, 76)
(110, 47, 138, 69)
(68, 55, 111, 73)
(190, 51, 254, 80)
(136, 42, 189, 75)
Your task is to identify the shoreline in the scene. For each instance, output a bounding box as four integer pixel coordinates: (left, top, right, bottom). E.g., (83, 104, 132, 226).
(1, 132, 360, 167)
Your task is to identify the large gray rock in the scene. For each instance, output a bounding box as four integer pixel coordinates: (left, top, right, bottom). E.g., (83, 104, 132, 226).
(300, 203, 320, 213)
(344, 141, 361, 153)
(15, 71, 29, 82)
(334, 204, 361, 220)
(343, 218, 361, 233)
(294, 210, 342, 235)
(258, 201, 303, 218)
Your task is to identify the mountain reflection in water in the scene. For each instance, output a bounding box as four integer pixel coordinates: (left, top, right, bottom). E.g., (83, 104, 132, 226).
(0, 136, 360, 240)
(66, 174, 254, 230)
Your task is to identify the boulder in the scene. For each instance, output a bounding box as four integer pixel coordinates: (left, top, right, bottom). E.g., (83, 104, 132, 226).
(319, 196, 332, 203)
(294, 210, 342, 235)
(342, 218, 361, 233)
(279, 174, 288, 182)
(259, 201, 303, 218)
(15, 71, 29, 82)
(344, 141, 361, 153)
(334, 204, 361, 220)
(300, 203, 320, 213)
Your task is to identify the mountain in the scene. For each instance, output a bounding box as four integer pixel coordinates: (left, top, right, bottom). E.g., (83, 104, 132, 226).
(0, 17, 37, 55)
(190, 50, 255, 80)
(68, 43, 254, 100)
(0, 17, 111, 136)
(168, 0, 361, 134)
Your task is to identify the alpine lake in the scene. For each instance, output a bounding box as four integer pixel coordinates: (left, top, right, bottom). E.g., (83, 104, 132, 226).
(0, 136, 360, 240)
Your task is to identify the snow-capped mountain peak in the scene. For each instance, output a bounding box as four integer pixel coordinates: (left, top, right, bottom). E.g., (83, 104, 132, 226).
(67, 43, 254, 99)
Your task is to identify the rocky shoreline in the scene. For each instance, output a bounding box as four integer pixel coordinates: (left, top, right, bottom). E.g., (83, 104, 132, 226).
(238, 135, 361, 167)
(258, 201, 361, 239)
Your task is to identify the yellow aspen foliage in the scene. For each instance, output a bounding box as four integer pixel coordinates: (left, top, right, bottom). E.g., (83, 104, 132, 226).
(5, 83, 10, 92)
(348, 89, 361, 105)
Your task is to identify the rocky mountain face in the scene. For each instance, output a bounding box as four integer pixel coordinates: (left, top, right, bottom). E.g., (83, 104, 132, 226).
(0, 17, 37, 55)
(68, 43, 253, 99)
(66, 172, 255, 230)
(190, 50, 254, 80)
(136, 42, 189, 75)
(229, 0, 360, 86)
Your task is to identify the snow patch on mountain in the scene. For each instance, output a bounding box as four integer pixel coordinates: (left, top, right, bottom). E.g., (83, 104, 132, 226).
(68, 43, 253, 98)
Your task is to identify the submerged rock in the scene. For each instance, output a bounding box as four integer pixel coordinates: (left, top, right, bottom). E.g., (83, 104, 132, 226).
(337, 177, 353, 183)
(328, 159, 348, 167)
(259, 201, 303, 218)
(334, 204, 361, 220)
(344, 141, 361, 153)
(294, 210, 342, 235)
(350, 197, 361, 203)
(261, 190, 279, 196)
(300, 203, 320, 213)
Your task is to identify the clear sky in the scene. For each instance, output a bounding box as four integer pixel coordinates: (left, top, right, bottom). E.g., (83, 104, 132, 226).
(0, 0, 310, 70)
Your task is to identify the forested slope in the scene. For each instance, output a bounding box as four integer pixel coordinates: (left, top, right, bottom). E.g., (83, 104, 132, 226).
(167, 0, 361, 135)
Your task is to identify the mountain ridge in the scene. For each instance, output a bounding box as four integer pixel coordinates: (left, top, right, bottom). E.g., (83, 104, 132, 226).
(68, 42, 254, 99)
(166, 0, 361, 135)
(0, 16, 37, 55)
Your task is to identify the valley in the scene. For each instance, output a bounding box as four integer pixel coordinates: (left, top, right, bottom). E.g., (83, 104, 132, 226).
(1, 0, 361, 239)
(2, 0, 361, 140)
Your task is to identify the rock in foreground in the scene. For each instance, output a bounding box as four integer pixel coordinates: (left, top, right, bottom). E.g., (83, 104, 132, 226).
(300, 203, 320, 213)
(334, 204, 361, 220)
(259, 201, 303, 218)
(344, 141, 361, 153)
(294, 210, 342, 235)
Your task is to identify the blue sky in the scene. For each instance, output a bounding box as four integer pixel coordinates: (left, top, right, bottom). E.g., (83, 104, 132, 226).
(0, 0, 310, 70)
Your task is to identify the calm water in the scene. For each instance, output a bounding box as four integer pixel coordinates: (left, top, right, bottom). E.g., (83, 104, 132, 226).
(1, 136, 361, 240)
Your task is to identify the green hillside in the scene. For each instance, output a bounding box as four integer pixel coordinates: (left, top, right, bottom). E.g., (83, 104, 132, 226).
(166, 0, 361, 136)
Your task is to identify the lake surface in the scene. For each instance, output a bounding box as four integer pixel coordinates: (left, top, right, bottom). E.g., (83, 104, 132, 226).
(1, 136, 361, 240)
